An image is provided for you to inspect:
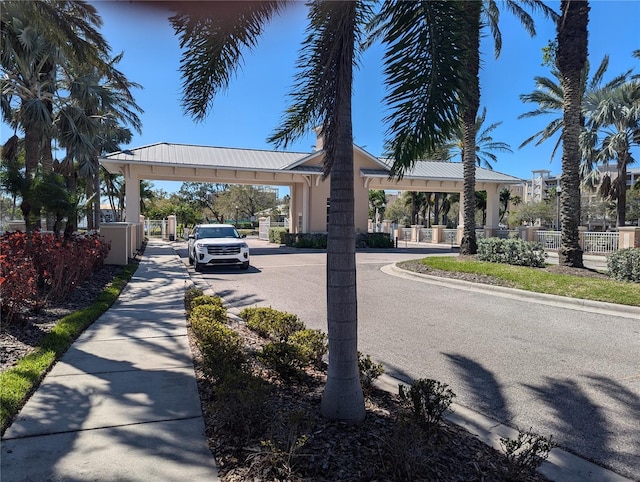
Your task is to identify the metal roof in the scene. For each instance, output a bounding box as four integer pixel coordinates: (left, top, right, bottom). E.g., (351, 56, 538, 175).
(101, 142, 523, 183)
(372, 159, 524, 183)
(103, 142, 309, 171)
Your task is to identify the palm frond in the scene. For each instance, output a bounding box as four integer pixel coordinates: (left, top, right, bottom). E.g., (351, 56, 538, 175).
(374, 0, 469, 178)
(171, 1, 287, 121)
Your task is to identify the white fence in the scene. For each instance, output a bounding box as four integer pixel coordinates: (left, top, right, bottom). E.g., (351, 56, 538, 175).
(144, 219, 166, 238)
(258, 218, 289, 241)
(536, 230, 620, 255)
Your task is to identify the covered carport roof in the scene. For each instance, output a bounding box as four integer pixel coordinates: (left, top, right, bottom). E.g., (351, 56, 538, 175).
(100, 142, 524, 186)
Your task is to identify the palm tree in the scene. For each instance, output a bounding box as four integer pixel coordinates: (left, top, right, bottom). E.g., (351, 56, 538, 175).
(519, 56, 627, 159)
(556, 0, 589, 267)
(56, 55, 142, 230)
(1, 0, 110, 235)
(439, 107, 513, 171)
(457, 1, 555, 255)
(586, 79, 640, 226)
(379, 0, 554, 255)
(167, 0, 466, 422)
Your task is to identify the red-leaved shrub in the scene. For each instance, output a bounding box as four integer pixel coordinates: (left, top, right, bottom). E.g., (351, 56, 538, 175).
(0, 231, 111, 323)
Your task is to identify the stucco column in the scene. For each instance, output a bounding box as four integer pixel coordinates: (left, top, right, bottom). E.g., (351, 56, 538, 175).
(124, 171, 140, 223)
(302, 180, 310, 233)
(484, 186, 500, 238)
(618, 227, 640, 249)
(167, 215, 176, 240)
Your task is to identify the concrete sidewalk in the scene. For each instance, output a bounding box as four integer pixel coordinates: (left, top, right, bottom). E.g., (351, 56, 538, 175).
(1, 240, 219, 481)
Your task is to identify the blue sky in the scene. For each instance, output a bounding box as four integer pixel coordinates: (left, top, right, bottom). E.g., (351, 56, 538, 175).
(3, 1, 640, 196)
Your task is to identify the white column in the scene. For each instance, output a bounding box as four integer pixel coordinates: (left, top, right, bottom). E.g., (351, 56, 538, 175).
(485, 186, 500, 228)
(124, 173, 140, 223)
(302, 181, 310, 233)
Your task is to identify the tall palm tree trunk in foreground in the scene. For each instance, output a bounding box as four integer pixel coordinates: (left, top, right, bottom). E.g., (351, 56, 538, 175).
(320, 1, 364, 423)
(557, 0, 587, 267)
(459, 1, 482, 255)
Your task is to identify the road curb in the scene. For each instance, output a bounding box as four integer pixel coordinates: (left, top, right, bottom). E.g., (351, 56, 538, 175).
(383, 264, 640, 321)
(374, 373, 633, 482)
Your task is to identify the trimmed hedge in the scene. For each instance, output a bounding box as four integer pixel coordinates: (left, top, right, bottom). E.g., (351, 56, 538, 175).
(239, 306, 305, 341)
(607, 248, 640, 282)
(476, 237, 546, 267)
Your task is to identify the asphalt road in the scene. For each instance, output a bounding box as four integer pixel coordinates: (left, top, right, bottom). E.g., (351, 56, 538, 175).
(175, 237, 639, 480)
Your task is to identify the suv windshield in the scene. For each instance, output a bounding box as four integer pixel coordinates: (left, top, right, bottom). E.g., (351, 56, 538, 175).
(197, 227, 240, 239)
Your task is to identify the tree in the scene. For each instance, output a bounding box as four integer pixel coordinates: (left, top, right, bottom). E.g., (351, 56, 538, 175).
(499, 187, 512, 223)
(178, 182, 228, 223)
(162, 0, 468, 422)
(587, 79, 640, 226)
(556, 0, 589, 267)
(519, 55, 627, 161)
(438, 107, 513, 170)
(1, 1, 141, 234)
(510, 200, 556, 226)
(1, 1, 111, 235)
(454, 0, 554, 255)
(368, 189, 386, 220)
(215, 185, 278, 223)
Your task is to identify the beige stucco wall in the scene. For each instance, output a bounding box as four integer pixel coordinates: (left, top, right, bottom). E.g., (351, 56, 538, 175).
(304, 150, 377, 233)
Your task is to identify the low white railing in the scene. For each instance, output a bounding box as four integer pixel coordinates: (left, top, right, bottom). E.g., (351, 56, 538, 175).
(536, 230, 619, 254)
(581, 231, 619, 254)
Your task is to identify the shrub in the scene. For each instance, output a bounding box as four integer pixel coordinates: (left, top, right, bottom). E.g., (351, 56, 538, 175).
(0, 233, 37, 323)
(190, 315, 246, 382)
(289, 329, 328, 368)
(500, 428, 554, 479)
(358, 352, 384, 391)
(184, 287, 204, 315)
(399, 378, 456, 429)
(240, 307, 305, 341)
(210, 371, 270, 443)
(257, 342, 307, 380)
(477, 237, 546, 267)
(189, 294, 225, 315)
(607, 248, 640, 282)
(355, 232, 394, 249)
(269, 227, 288, 244)
(0, 231, 110, 322)
(190, 303, 228, 325)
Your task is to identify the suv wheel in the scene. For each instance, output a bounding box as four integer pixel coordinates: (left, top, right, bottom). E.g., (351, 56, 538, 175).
(240, 261, 250, 270)
(194, 261, 203, 272)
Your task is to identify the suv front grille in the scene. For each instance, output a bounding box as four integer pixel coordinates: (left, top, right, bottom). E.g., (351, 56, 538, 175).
(206, 245, 242, 255)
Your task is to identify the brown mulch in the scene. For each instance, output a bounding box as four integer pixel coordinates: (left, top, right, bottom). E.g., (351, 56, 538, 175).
(5, 255, 609, 480)
(190, 320, 550, 482)
(0, 264, 124, 372)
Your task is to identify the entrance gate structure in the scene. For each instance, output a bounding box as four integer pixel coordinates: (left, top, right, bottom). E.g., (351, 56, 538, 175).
(99, 133, 523, 242)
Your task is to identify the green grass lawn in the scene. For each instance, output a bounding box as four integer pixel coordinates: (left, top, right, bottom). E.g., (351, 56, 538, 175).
(415, 257, 640, 307)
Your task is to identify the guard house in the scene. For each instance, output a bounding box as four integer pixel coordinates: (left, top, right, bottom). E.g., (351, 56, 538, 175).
(99, 132, 523, 238)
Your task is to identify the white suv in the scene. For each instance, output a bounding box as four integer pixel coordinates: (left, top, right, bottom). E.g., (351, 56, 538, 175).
(188, 224, 250, 271)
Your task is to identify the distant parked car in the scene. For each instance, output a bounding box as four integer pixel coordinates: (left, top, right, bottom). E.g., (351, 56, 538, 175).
(188, 224, 250, 271)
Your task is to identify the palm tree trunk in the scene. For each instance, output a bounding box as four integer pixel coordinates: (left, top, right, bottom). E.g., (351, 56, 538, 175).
(22, 126, 41, 237)
(616, 152, 628, 227)
(459, 1, 481, 255)
(93, 154, 101, 230)
(557, 0, 587, 267)
(320, 0, 364, 423)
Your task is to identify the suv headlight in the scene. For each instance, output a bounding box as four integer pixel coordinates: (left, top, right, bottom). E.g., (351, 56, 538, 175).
(195, 242, 205, 249)
(240, 243, 248, 249)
